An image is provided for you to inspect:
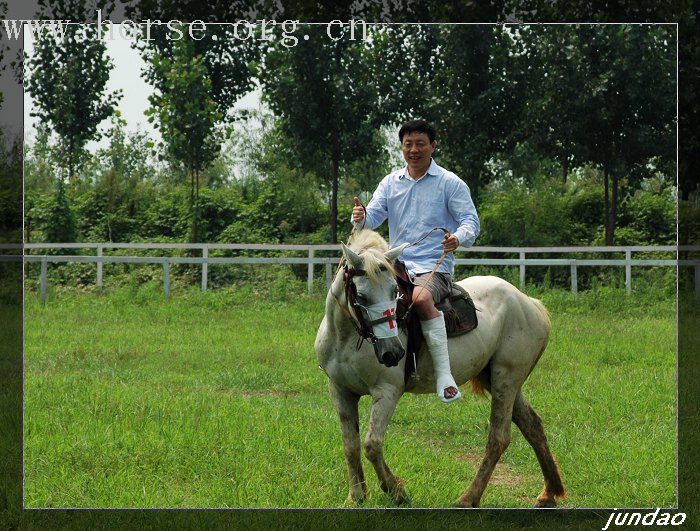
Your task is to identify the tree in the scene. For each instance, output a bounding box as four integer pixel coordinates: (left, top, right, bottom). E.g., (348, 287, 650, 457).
(515, 25, 591, 182)
(145, 36, 225, 242)
(507, 25, 675, 244)
(25, 23, 121, 182)
(127, 0, 260, 136)
(258, 24, 388, 243)
(570, 25, 675, 244)
(428, 25, 526, 195)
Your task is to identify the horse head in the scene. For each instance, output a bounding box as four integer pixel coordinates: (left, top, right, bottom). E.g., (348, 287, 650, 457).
(341, 236, 410, 367)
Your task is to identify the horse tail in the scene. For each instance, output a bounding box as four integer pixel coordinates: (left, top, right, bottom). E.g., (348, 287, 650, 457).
(470, 362, 490, 398)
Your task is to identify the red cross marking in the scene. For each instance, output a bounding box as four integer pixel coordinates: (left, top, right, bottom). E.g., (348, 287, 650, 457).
(382, 308, 396, 329)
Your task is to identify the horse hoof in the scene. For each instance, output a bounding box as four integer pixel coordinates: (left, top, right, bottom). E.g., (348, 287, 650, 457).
(535, 498, 557, 508)
(384, 478, 410, 505)
(345, 494, 365, 506)
(346, 488, 367, 505)
(391, 489, 410, 506)
(453, 497, 479, 508)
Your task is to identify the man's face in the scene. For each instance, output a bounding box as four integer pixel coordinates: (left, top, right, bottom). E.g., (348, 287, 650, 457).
(401, 131, 436, 172)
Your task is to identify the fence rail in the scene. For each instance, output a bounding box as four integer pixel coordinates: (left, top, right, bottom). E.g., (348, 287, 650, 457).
(20, 243, 700, 304)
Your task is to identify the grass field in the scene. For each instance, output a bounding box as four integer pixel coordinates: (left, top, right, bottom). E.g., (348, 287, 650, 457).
(23, 282, 676, 508)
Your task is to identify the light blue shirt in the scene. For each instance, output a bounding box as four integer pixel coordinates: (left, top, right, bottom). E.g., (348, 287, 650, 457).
(352, 159, 480, 276)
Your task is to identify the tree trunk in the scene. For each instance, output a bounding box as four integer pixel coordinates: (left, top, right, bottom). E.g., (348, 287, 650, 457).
(330, 157, 339, 244)
(609, 171, 618, 246)
(562, 157, 569, 184)
(189, 170, 197, 243)
(604, 166, 611, 245)
(194, 168, 200, 243)
(330, 130, 341, 244)
(603, 165, 619, 246)
(67, 138, 74, 184)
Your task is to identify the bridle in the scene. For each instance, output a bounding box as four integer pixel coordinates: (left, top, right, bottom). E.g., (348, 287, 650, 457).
(339, 263, 402, 350)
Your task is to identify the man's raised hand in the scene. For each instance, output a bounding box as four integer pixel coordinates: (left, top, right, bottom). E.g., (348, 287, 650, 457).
(352, 197, 365, 223)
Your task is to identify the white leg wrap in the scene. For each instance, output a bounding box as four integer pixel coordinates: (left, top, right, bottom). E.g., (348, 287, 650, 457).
(421, 311, 461, 403)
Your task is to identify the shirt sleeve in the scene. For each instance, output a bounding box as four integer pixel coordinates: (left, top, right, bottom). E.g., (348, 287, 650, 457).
(447, 177, 480, 248)
(350, 176, 389, 230)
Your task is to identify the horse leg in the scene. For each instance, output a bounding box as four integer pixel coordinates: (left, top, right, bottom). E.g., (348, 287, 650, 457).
(454, 370, 518, 508)
(364, 387, 409, 504)
(512, 390, 566, 508)
(328, 381, 367, 504)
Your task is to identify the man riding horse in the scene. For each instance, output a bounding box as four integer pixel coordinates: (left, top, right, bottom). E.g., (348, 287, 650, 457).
(351, 119, 480, 403)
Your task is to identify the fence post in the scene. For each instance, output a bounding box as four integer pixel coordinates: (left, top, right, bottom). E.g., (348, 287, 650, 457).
(97, 244, 103, 291)
(40, 257, 47, 305)
(326, 262, 332, 290)
(570, 260, 578, 296)
(163, 260, 170, 300)
(307, 249, 314, 295)
(202, 246, 208, 292)
(519, 251, 526, 288)
(625, 249, 632, 295)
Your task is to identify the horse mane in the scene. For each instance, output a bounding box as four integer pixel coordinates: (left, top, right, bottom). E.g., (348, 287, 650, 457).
(346, 230, 396, 283)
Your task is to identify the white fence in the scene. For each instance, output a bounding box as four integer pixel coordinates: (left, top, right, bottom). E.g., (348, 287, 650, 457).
(21, 242, 698, 304)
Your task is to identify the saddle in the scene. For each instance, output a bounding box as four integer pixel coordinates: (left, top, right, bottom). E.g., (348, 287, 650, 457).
(394, 261, 478, 385)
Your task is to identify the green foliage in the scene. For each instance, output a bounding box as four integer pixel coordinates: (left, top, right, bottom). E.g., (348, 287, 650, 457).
(137, 186, 190, 240)
(479, 179, 576, 247)
(23, 125, 57, 194)
(134, 21, 258, 127)
(369, 24, 675, 242)
(368, 25, 526, 196)
(246, 169, 326, 241)
(22, 24, 679, 296)
(518, 25, 676, 244)
(618, 192, 676, 245)
(28, 181, 76, 247)
(194, 187, 243, 243)
(225, 111, 328, 242)
(0, 131, 21, 241)
(477, 173, 675, 291)
(26, 24, 121, 181)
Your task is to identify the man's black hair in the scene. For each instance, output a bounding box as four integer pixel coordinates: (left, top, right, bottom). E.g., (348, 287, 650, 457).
(398, 120, 436, 143)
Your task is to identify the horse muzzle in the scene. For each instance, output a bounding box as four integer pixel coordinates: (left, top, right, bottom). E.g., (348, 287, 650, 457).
(374, 338, 405, 367)
(378, 350, 404, 367)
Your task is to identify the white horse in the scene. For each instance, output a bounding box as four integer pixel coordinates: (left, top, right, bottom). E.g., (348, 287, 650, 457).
(314, 230, 565, 507)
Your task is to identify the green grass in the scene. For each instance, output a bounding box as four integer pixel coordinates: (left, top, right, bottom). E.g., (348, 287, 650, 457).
(23, 283, 676, 508)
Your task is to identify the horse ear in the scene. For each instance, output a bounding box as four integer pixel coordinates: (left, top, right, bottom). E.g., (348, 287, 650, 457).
(341, 242, 363, 269)
(385, 242, 409, 262)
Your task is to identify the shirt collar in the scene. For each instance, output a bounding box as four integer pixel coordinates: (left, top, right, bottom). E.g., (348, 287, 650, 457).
(400, 158, 440, 180)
